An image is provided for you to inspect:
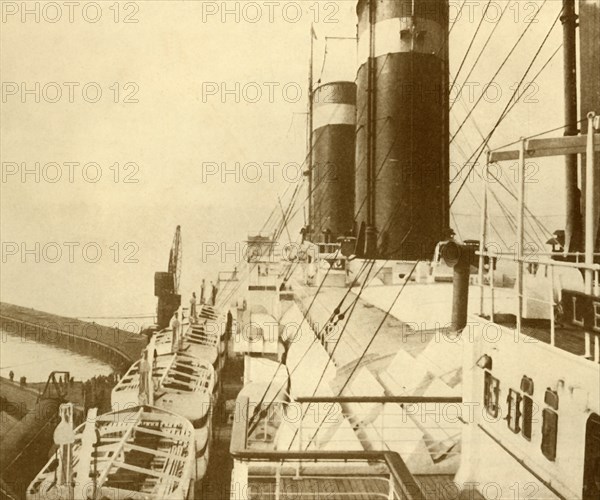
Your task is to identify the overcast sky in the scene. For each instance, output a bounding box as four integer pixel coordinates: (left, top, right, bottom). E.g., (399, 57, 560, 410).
(1, 0, 570, 323)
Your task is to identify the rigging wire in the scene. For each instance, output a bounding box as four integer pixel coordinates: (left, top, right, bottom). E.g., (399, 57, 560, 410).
(450, 40, 563, 207)
(452, 134, 512, 247)
(220, 5, 567, 448)
(449, 0, 467, 35)
(450, 0, 549, 144)
(451, 0, 493, 90)
(450, 7, 564, 200)
(435, 0, 470, 59)
(212, 75, 377, 309)
(283, 227, 418, 451)
(452, 91, 563, 247)
(247, 257, 378, 434)
(451, 111, 549, 247)
(248, 164, 425, 434)
(301, 261, 420, 450)
(449, 0, 510, 111)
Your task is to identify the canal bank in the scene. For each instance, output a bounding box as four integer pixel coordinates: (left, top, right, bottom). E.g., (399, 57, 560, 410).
(0, 302, 147, 371)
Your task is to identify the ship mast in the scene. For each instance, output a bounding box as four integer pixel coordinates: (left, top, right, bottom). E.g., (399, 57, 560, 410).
(562, 0, 582, 253)
(579, 0, 600, 253)
(306, 24, 315, 241)
(365, 0, 377, 258)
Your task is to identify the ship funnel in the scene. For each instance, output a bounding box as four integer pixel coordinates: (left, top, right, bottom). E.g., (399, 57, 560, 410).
(355, 0, 449, 260)
(309, 33, 357, 244)
(311, 81, 357, 242)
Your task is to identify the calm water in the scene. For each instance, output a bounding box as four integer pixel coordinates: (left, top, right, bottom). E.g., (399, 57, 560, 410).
(0, 329, 113, 383)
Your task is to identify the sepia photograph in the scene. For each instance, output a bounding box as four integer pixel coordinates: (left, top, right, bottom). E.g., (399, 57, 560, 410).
(1, 1, 599, 499)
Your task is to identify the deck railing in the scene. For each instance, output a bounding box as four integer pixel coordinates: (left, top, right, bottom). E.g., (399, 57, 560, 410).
(243, 396, 463, 455)
(230, 396, 466, 500)
(480, 118, 600, 363)
(476, 251, 600, 362)
(219, 270, 239, 282)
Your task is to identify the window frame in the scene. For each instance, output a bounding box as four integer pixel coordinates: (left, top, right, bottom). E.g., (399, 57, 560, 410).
(541, 389, 559, 461)
(507, 388, 522, 433)
(484, 371, 500, 418)
(521, 394, 534, 441)
(520, 376, 534, 441)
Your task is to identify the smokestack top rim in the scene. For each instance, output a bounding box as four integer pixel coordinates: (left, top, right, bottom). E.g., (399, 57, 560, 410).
(312, 80, 358, 93)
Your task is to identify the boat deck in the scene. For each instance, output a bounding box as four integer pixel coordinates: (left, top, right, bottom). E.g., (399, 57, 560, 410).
(209, 279, 482, 499)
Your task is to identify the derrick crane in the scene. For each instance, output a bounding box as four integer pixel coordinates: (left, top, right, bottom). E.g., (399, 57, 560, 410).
(168, 225, 183, 294)
(155, 225, 182, 329)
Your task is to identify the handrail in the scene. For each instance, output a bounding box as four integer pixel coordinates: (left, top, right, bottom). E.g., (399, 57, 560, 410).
(384, 452, 424, 500)
(230, 396, 426, 500)
(475, 252, 600, 271)
(482, 119, 599, 360)
(475, 251, 600, 257)
(218, 271, 239, 282)
(295, 396, 462, 404)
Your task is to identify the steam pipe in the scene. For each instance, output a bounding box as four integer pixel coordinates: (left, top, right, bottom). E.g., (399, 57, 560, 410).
(451, 243, 471, 332)
(584, 112, 597, 358)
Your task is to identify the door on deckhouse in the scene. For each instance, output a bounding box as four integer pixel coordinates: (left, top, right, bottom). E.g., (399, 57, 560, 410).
(583, 413, 600, 500)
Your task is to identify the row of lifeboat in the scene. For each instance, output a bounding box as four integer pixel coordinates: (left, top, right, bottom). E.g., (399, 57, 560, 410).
(26, 304, 227, 500)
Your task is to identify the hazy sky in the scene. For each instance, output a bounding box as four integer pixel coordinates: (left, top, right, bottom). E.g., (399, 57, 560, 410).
(1, 0, 570, 324)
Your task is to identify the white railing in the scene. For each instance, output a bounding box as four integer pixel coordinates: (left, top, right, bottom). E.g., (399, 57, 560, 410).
(480, 115, 600, 362)
(231, 396, 446, 500)
(477, 251, 600, 362)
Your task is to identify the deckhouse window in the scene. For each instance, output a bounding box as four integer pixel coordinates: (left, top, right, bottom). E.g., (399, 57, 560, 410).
(541, 389, 559, 461)
(505, 376, 535, 437)
(507, 389, 521, 433)
(484, 371, 500, 418)
(520, 376, 534, 440)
